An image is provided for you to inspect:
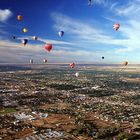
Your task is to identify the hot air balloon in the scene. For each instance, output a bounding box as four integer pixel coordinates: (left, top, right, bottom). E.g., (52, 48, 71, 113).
(102, 56, 104, 59)
(58, 31, 64, 37)
(12, 36, 16, 39)
(43, 59, 47, 63)
(17, 15, 23, 21)
(123, 61, 128, 66)
(23, 28, 28, 33)
(70, 63, 75, 68)
(32, 36, 38, 40)
(120, 61, 128, 72)
(75, 72, 79, 77)
(88, 0, 93, 6)
(22, 39, 28, 46)
(29, 59, 33, 64)
(113, 23, 120, 31)
(44, 43, 53, 52)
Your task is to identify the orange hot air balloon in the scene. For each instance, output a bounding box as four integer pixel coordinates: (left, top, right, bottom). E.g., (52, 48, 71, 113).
(17, 15, 23, 21)
(23, 28, 28, 33)
(44, 44, 53, 52)
(70, 63, 75, 68)
(113, 23, 120, 31)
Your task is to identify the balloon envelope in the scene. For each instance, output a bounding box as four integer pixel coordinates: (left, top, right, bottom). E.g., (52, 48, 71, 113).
(13, 36, 16, 39)
(123, 61, 128, 66)
(88, 0, 92, 6)
(43, 59, 47, 63)
(113, 23, 120, 31)
(70, 63, 75, 68)
(29, 59, 33, 64)
(17, 15, 22, 21)
(44, 44, 53, 52)
(32, 36, 38, 40)
(23, 28, 28, 33)
(75, 72, 79, 77)
(22, 39, 28, 45)
(58, 31, 64, 37)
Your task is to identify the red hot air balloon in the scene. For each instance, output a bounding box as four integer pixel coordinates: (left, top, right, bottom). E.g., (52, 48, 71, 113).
(44, 43, 52, 52)
(113, 23, 120, 31)
(70, 63, 75, 68)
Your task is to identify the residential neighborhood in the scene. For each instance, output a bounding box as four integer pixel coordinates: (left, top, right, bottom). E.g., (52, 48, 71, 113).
(0, 64, 140, 140)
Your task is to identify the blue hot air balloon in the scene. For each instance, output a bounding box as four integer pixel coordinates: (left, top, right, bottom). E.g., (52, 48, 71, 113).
(58, 31, 64, 37)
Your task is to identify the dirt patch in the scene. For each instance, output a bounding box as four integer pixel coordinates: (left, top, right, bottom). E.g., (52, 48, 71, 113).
(14, 128, 33, 139)
(40, 103, 71, 110)
(30, 119, 44, 126)
(30, 114, 76, 131)
(77, 136, 93, 140)
(43, 114, 74, 124)
(59, 124, 77, 132)
(85, 112, 116, 128)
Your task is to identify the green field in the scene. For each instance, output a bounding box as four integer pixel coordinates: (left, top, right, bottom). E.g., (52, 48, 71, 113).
(0, 108, 16, 114)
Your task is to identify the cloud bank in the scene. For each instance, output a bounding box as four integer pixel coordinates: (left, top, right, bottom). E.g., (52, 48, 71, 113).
(0, 9, 12, 22)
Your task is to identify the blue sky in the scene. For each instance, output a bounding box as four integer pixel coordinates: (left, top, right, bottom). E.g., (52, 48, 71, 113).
(0, 0, 140, 64)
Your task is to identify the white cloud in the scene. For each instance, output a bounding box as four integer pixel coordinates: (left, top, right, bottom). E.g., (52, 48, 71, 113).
(1, 9, 139, 63)
(114, 1, 140, 17)
(109, 1, 140, 54)
(0, 9, 12, 22)
(51, 11, 140, 64)
(0, 40, 44, 63)
(94, 0, 107, 6)
(51, 12, 125, 46)
(0, 29, 7, 35)
(1, 1, 140, 63)
(38, 37, 74, 45)
(16, 35, 74, 46)
(0, 40, 107, 63)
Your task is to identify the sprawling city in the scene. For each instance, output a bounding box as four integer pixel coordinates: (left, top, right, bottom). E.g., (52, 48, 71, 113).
(0, 64, 140, 140)
(1, 0, 140, 139)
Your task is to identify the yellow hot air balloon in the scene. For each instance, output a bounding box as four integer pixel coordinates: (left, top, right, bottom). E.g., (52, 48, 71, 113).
(23, 28, 28, 33)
